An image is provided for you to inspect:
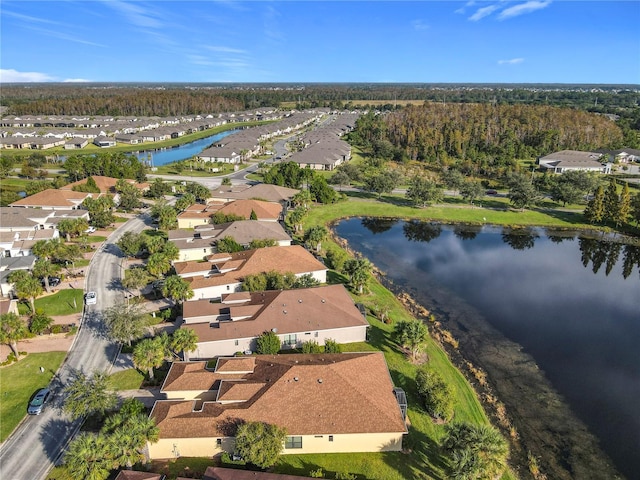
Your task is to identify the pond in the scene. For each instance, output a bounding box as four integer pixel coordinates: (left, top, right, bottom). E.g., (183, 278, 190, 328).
(129, 129, 237, 166)
(335, 218, 640, 479)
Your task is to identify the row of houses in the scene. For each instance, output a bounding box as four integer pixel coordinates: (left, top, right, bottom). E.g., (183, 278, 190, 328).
(0, 108, 290, 150)
(536, 149, 640, 174)
(287, 113, 359, 171)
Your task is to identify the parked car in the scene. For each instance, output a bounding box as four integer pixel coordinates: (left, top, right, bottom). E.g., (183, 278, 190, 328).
(40, 276, 61, 287)
(85, 291, 97, 305)
(485, 189, 498, 195)
(28, 388, 51, 415)
(84, 226, 97, 234)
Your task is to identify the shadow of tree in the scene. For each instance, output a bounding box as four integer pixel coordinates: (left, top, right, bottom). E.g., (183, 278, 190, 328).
(38, 415, 82, 464)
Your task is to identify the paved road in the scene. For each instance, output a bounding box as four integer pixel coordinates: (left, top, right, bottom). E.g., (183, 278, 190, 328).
(0, 214, 153, 480)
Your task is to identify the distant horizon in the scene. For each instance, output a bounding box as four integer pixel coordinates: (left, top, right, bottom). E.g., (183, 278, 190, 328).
(1, 1, 638, 84)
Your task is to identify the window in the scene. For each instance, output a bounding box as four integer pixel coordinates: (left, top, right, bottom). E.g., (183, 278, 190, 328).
(284, 334, 297, 346)
(234, 340, 239, 346)
(227, 285, 230, 290)
(314, 331, 319, 338)
(328, 435, 333, 442)
(285, 436, 302, 449)
(216, 438, 222, 445)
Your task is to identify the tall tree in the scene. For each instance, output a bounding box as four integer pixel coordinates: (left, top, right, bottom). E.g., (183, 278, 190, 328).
(615, 182, 632, 227)
(441, 422, 509, 480)
(64, 433, 111, 480)
(133, 336, 167, 380)
(58, 218, 89, 241)
(631, 192, 640, 226)
(0, 312, 29, 359)
(343, 258, 372, 294)
(83, 196, 115, 228)
(103, 302, 146, 347)
(394, 319, 429, 360)
(117, 231, 145, 258)
(603, 178, 620, 225)
(416, 368, 455, 422)
(234, 421, 287, 469)
(507, 173, 540, 211)
(304, 225, 328, 253)
(584, 185, 605, 224)
(459, 179, 485, 206)
(406, 175, 443, 207)
(161, 275, 194, 303)
(63, 370, 118, 420)
(146, 252, 172, 278)
(32, 258, 61, 293)
(121, 267, 151, 293)
(8, 270, 42, 313)
(175, 192, 196, 212)
(170, 328, 199, 360)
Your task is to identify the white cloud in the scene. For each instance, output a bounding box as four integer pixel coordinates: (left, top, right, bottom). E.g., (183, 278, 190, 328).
(63, 78, 91, 83)
(0, 69, 56, 82)
(499, 0, 552, 20)
(2, 10, 62, 26)
(204, 46, 248, 55)
(469, 4, 500, 21)
(412, 19, 430, 31)
(498, 58, 525, 65)
(104, 0, 163, 29)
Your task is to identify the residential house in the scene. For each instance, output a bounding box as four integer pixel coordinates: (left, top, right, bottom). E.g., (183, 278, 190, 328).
(64, 138, 89, 150)
(0, 207, 88, 235)
(0, 255, 37, 297)
(61, 175, 149, 198)
(213, 199, 283, 222)
(147, 352, 408, 458)
(170, 221, 291, 261)
(175, 245, 327, 300)
(0, 228, 58, 258)
(181, 284, 369, 358)
(177, 203, 222, 229)
(0, 299, 19, 315)
(537, 150, 610, 174)
(209, 183, 299, 206)
(93, 136, 117, 148)
(9, 189, 95, 210)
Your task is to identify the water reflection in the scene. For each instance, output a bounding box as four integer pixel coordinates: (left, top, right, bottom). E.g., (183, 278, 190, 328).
(336, 218, 640, 478)
(360, 217, 399, 234)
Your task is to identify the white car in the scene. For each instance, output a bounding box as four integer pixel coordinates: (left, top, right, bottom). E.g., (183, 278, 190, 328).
(84, 226, 97, 234)
(85, 291, 97, 305)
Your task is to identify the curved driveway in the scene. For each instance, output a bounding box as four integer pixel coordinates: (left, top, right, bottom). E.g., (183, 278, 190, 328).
(0, 214, 152, 480)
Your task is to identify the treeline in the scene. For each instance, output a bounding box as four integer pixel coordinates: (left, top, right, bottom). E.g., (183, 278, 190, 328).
(64, 152, 147, 182)
(351, 104, 625, 167)
(2, 86, 243, 116)
(2, 83, 638, 116)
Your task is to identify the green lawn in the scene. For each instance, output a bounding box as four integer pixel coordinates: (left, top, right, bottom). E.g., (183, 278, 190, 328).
(0, 351, 67, 441)
(107, 369, 145, 391)
(22, 289, 84, 316)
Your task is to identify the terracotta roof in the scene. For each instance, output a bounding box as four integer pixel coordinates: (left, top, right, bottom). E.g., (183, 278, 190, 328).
(216, 199, 282, 221)
(182, 284, 367, 343)
(203, 467, 315, 480)
(151, 353, 407, 438)
(210, 183, 299, 203)
(9, 189, 94, 208)
(61, 175, 147, 194)
(213, 220, 291, 245)
(177, 246, 326, 289)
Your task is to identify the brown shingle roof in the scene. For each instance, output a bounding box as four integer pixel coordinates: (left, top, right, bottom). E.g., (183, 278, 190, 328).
(9, 189, 93, 208)
(216, 199, 282, 221)
(151, 353, 406, 438)
(210, 183, 299, 203)
(61, 175, 147, 194)
(177, 246, 326, 289)
(183, 284, 367, 343)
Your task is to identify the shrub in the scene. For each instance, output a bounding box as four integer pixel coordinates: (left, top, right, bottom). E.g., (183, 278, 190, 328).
(301, 340, 322, 353)
(256, 331, 281, 355)
(310, 469, 325, 478)
(415, 368, 455, 422)
(335, 473, 357, 480)
(323, 339, 341, 353)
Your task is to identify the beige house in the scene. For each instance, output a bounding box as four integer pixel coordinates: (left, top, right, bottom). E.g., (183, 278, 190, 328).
(9, 189, 95, 210)
(177, 199, 284, 229)
(209, 183, 299, 205)
(147, 352, 408, 459)
(169, 221, 291, 262)
(538, 150, 610, 174)
(181, 284, 368, 358)
(175, 245, 327, 300)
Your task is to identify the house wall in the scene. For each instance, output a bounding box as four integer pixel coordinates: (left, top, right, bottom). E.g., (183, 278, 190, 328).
(179, 247, 216, 262)
(192, 325, 367, 359)
(192, 282, 243, 301)
(177, 218, 211, 229)
(147, 432, 403, 459)
(163, 390, 219, 401)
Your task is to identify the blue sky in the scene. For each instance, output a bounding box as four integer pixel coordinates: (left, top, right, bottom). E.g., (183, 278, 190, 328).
(1, 1, 638, 84)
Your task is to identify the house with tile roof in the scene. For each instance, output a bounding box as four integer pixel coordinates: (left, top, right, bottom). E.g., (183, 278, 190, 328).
(61, 175, 149, 195)
(537, 150, 610, 174)
(170, 221, 291, 261)
(177, 199, 283, 229)
(181, 284, 368, 357)
(209, 183, 299, 205)
(147, 352, 407, 459)
(0, 207, 88, 234)
(9, 189, 96, 210)
(175, 245, 326, 300)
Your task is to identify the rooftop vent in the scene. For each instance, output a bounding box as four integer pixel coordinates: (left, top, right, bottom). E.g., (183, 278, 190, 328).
(298, 299, 302, 303)
(272, 328, 278, 333)
(321, 299, 326, 303)
(293, 377, 299, 382)
(317, 378, 323, 384)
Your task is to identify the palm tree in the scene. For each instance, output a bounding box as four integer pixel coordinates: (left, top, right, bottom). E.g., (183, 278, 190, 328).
(441, 422, 509, 480)
(8, 270, 42, 313)
(286, 208, 307, 234)
(32, 258, 61, 293)
(105, 414, 158, 470)
(64, 433, 111, 480)
(161, 275, 194, 304)
(393, 319, 429, 360)
(0, 312, 29, 359)
(146, 252, 172, 278)
(171, 328, 198, 360)
(133, 336, 166, 380)
(343, 258, 372, 294)
(291, 189, 313, 210)
(304, 225, 328, 253)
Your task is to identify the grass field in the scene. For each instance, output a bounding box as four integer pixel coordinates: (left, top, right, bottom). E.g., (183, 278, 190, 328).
(107, 369, 145, 391)
(0, 351, 67, 442)
(17, 289, 85, 316)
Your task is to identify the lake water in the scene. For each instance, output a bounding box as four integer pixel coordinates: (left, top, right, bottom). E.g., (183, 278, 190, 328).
(335, 218, 640, 478)
(129, 129, 237, 166)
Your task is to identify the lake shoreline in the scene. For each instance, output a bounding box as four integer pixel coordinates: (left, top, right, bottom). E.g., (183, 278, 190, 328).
(333, 230, 624, 480)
